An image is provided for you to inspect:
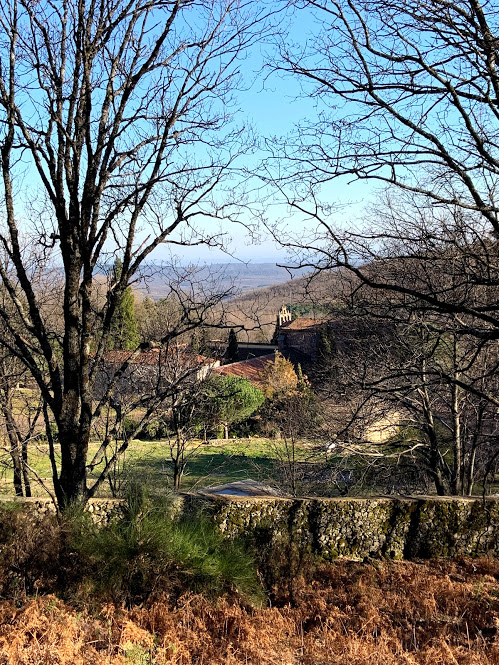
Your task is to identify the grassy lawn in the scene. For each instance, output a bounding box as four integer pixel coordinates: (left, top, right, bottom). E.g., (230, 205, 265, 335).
(0, 437, 321, 498)
(3, 437, 497, 499)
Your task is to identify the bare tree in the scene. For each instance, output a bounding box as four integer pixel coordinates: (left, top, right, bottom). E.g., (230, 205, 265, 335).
(0, 351, 43, 496)
(0, 0, 271, 508)
(267, 0, 499, 495)
(275, 0, 499, 221)
(314, 307, 499, 496)
(263, 370, 319, 496)
(163, 374, 211, 491)
(266, 0, 499, 349)
(92, 339, 217, 492)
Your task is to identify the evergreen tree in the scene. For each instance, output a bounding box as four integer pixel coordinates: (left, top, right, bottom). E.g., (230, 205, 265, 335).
(227, 328, 239, 363)
(204, 375, 264, 439)
(109, 259, 140, 351)
(318, 324, 336, 359)
(191, 327, 210, 357)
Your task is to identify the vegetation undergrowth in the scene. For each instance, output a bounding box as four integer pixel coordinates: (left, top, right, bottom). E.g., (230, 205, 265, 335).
(1, 496, 499, 663)
(0, 487, 264, 609)
(68, 486, 264, 608)
(0, 557, 498, 664)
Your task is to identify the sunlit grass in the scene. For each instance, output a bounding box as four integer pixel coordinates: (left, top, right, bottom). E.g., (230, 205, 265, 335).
(0, 437, 321, 498)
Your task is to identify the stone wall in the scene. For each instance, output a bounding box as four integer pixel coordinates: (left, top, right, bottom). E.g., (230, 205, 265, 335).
(0, 496, 125, 525)
(187, 495, 499, 560)
(2, 494, 499, 560)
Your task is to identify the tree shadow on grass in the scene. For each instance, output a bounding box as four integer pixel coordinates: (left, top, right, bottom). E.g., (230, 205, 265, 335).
(128, 453, 276, 492)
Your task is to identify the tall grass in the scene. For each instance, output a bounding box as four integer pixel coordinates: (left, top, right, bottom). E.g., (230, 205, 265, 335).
(65, 486, 264, 607)
(0, 489, 264, 608)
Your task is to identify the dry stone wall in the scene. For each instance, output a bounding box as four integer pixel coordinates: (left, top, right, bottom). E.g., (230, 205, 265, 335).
(0, 497, 126, 524)
(187, 495, 499, 560)
(2, 495, 498, 560)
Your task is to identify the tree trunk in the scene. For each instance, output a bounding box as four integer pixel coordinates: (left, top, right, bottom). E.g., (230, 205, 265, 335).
(173, 454, 184, 491)
(4, 401, 23, 496)
(172, 428, 185, 491)
(451, 378, 463, 495)
(56, 421, 90, 508)
(10, 445, 23, 496)
(173, 465, 182, 491)
(466, 446, 477, 496)
(21, 439, 31, 498)
(420, 380, 448, 495)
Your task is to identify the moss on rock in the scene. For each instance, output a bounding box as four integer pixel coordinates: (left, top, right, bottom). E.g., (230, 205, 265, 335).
(188, 495, 499, 561)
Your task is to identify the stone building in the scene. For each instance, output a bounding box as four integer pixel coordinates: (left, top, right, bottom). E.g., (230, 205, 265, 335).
(275, 305, 329, 362)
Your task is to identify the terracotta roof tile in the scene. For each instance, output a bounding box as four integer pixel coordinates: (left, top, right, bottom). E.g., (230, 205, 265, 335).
(280, 318, 328, 332)
(102, 349, 212, 367)
(214, 353, 275, 388)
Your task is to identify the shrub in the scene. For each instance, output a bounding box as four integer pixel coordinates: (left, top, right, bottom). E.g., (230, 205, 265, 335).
(67, 487, 264, 607)
(123, 415, 140, 438)
(0, 508, 63, 601)
(123, 416, 169, 440)
(135, 418, 170, 441)
(228, 417, 260, 438)
(0, 492, 264, 609)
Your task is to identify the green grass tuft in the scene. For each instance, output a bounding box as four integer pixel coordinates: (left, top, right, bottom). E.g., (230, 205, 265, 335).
(66, 486, 264, 607)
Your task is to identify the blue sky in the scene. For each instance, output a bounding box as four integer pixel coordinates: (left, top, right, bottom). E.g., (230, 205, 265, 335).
(152, 4, 376, 266)
(12, 1, 376, 269)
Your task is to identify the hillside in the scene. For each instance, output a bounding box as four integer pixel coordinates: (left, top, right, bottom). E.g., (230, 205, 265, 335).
(129, 262, 349, 343)
(217, 269, 346, 342)
(134, 263, 311, 300)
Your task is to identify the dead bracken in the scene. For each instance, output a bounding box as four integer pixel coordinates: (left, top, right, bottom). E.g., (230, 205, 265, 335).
(0, 558, 498, 665)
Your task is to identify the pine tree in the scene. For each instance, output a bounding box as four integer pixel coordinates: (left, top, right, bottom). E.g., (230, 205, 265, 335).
(109, 259, 140, 350)
(227, 328, 239, 363)
(204, 375, 264, 439)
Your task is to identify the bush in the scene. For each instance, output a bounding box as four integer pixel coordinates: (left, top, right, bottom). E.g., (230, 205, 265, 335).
(227, 417, 261, 438)
(123, 415, 140, 438)
(123, 416, 171, 441)
(38, 421, 59, 443)
(135, 418, 170, 440)
(0, 508, 63, 601)
(66, 487, 264, 607)
(0, 492, 264, 609)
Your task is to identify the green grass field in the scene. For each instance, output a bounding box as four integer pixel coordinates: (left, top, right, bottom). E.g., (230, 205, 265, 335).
(0, 437, 321, 498)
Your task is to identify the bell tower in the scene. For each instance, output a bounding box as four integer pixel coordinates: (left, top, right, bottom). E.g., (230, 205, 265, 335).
(277, 305, 292, 327)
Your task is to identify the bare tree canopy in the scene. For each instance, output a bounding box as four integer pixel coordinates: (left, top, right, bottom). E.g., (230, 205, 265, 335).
(276, 0, 499, 221)
(265, 0, 499, 363)
(0, 0, 271, 507)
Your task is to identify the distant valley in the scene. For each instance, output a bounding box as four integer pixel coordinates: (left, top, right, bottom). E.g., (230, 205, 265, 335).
(134, 262, 310, 300)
